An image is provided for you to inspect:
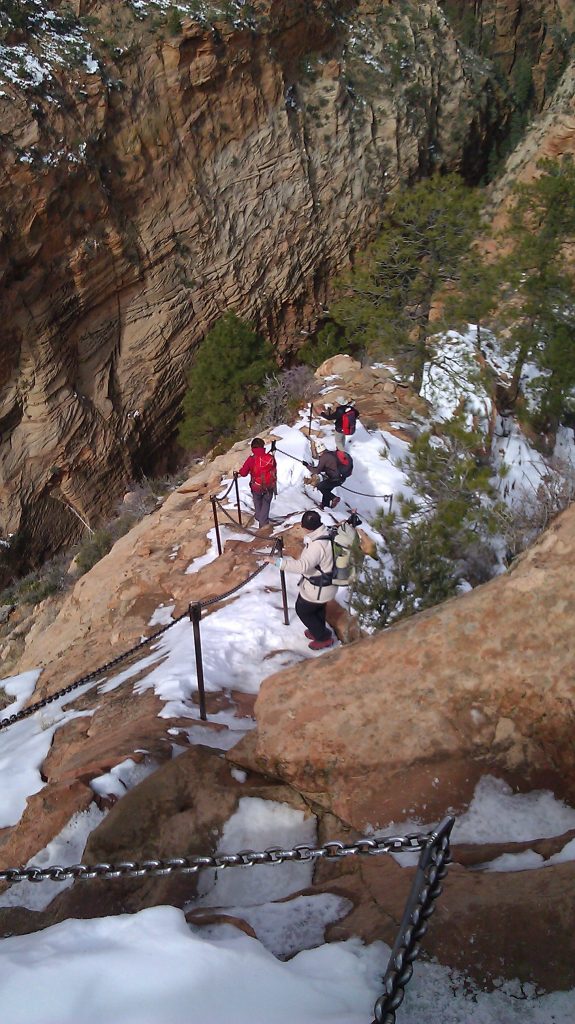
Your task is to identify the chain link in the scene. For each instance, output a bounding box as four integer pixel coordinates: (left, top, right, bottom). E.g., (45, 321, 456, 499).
(0, 531, 280, 733)
(0, 614, 189, 733)
(0, 832, 428, 885)
(373, 816, 454, 1024)
(0, 823, 454, 1024)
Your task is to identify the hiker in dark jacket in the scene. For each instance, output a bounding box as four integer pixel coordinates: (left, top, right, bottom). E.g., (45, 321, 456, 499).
(304, 442, 353, 509)
(238, 438, 277, 527)
(266, 509, 336, 650)
(322, 395, 359, 450)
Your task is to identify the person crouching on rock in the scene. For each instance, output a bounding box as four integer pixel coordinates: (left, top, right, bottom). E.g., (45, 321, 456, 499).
(304, 441, 353, 509)
(265, 510, 336, 650)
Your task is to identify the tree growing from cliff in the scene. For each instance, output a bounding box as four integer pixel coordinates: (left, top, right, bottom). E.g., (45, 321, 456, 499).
(327, 174, 482, 391)
(178, 312, 275, 454)
(352, 415, 504, 630)
(456, 157, 575, 435)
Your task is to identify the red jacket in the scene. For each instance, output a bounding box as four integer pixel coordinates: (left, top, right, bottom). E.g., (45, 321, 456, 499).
(239, 449, 277, 493)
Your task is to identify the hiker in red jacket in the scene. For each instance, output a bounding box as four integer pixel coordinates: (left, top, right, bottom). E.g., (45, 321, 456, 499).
(238, 438, 277, 527)
(304, 442, 353, 509)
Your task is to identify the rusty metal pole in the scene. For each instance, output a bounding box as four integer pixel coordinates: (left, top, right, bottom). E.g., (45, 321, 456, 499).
(388, 493, 393, 514)
(210, 495, 222, 555)
(308, 402, 313, 437)
(277, 538, 289, 626)
(233, 472, 242, 525)
(189, 603, 207, 721)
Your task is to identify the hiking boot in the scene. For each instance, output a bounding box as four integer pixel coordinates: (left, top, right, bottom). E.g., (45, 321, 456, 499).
(305, 628, 332, 640)
(308, 637, 335, 651)
(330, 497, 341, 508)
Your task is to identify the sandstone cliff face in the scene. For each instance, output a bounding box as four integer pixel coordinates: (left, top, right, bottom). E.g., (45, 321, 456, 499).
(441, 0, 575, 107)
(0, 0, 504, 569)
(489, 57, 575, 202)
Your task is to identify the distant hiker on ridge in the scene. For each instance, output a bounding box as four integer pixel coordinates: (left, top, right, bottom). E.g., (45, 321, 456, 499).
(322, 396, 359, 450)
(266, 509, 336, 650)
(238, 438, 277, 528)
(304, 441, 353, 509)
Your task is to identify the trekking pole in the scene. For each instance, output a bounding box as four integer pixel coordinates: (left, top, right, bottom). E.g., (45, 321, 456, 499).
(276, 538, 290, 625)
(233, 472, 242, 525)
(210, 495, 223, 555)
(189, 603, 207, 721)
(308, 402, 313, 437)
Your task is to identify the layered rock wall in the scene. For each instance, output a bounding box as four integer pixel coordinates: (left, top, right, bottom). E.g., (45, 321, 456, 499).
(0, 0, 503, 567)
(440, 0, 575, 106)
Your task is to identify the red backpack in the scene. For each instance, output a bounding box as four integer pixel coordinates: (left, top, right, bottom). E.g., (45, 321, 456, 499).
(335, 450, 353, 480)
(251, 450, 277, 493)
(341, 407, 357, 436)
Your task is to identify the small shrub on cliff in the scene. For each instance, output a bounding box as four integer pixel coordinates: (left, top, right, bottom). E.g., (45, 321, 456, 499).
(298, 323, 360, 368)
(258, 367, 318, 427)
(0, 554, 69, 609)
(352, 418, 504, 630)
(166, 7, 182, 35)
(178, 312, 275, 454)
(352, 511, 459, 630)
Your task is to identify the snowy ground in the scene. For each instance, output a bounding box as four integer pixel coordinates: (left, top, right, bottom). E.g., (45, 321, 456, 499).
(0, 338, 574, 1022)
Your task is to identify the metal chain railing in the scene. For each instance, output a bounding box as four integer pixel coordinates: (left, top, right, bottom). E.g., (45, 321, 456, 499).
(373, 816, 454, 1023)
(0, 819, 454, 1023)
(213, 494, 262, 538)
(200, 538, 280, 608)
(0, 614, 188, 733)
(0, 829, 432, 885)
(0, 535, 280, 734)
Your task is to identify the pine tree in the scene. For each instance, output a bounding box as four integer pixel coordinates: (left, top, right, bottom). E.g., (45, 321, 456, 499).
(178, 313, 274, 453)
(352, 416, 504, 630)
(328, 174, 482, 391)
(461, 157, 575, 432)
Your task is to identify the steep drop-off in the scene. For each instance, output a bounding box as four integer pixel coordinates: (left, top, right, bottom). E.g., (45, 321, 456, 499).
(0, 0, 505, 569)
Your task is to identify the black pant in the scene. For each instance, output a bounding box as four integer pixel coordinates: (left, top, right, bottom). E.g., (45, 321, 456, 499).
(295, 594, 331, 641)
(317, 475, 340, 508)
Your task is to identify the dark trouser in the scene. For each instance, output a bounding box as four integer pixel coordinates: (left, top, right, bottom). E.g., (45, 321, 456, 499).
(252, 489, 273, 526)
(295, 594, 331, 641)
(317, 476, 340, 509)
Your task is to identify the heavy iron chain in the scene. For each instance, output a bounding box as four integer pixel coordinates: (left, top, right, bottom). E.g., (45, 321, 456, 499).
(0, 535, 280, 732)
(372, 816, 454, 1024)
(0, 615, 188, 733)
(0, 831, 428, 885)
(0, 821, 454, 1023)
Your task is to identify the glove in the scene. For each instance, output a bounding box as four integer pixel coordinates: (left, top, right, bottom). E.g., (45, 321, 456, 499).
(303, 461, 313, 470)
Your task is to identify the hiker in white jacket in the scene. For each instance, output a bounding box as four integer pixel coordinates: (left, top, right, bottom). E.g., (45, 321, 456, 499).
(267, 510, 336, 650)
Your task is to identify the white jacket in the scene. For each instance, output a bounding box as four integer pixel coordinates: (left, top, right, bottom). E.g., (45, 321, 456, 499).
(278, 525, 337, 603)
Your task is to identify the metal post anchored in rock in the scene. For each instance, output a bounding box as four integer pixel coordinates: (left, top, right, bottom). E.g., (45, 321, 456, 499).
(210, 495, 223, 555)
(233, 471, 243, 525)
(276, 538, 289, 625)
(189, 602, 207, 721)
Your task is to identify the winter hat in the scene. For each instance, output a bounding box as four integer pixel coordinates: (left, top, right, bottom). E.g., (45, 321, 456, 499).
(301, 510, 322, 531)
(251, 437, 265, 448)
(336, 395, 346, 404)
